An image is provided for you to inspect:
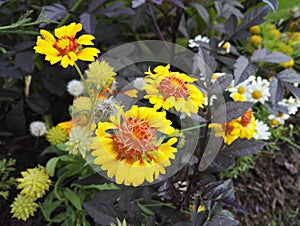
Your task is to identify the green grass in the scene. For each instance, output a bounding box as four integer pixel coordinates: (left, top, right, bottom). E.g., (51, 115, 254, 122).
(266, 0, 300, 21)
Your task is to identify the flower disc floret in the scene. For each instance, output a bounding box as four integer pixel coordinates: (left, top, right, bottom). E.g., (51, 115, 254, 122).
(10, 195, 38, 221)
(46, 126, 68, 145)
(34, 22, 100, 68)
(142, 64, 205, 116)
(16, 166, 51, 199)
(91, 105, 177, 186)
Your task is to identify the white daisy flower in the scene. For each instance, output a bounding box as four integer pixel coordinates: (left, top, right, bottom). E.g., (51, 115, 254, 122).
(188, 35, 210, 48)
(133, 77, 146, 90)
(244, 76, 270, 104)
(228, 78, 252, 101)
(29, 121, 47, 137)
(254, 120, 271, 140)
(268, 112, 290, 127)
(67, 80, 84, 97)
(279, 96, 300, 115)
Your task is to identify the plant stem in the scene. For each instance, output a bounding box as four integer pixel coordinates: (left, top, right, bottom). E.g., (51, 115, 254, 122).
(147, 3, 166, 42)
(181, 124, 206, 132)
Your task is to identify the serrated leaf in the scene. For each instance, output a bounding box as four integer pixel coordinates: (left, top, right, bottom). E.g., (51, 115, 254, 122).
(193, 46, 216, 81)
(46, 157, 60, 177)
(209, 154, 235, 172)
(233, 56, 257, 85)
(222, 139, 265, 156)
(276, 69, 300, 83)
(15, 51, 34, 73)
(40, 4, 68, 24)
(283, 83, 300, 100)
(214, 101, 253, 123)
(262, 0, 278, 12)
(224, 15, 238, 37)
(210, 74, 233, 94)
(231, 5, 270, 39)
(64, 188, 82, 210)
(88, 0, 107, 12)
(269, 77, 284, 105)
(250, 48, 290, 63)
(80, 13, 96, 34)
(190, 2, 209, 25)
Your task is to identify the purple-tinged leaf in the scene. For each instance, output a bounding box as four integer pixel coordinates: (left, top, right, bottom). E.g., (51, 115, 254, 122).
(15, 51, 34, 73)
(214, 101, 253, 123)
(168, 0, 186, 9)
(224, 14, 238, 37)
(25, 93, 49, 114)
(40, 4, 68, 24)
(269, 77, 284, 105)
(209, 154, 235, 172)
(132, 0, 145, 8)
(80, 13, 97, 34)
(251, 48, 290, 63)
(231, 5, 270, 39)
(206, 214, 240, 225)
(264, 102, 288, 115)
(0, 61, 22, 78)
(262, 0, 278, 12)
(220, 197, 249, 214)
(284, 83, 300, 100)
(151, 0, 163, 4)
(15, 41, 35, 51)
(88, 0, 107, 12)
(190, 2, 209, 25)
(101, 3, 135, 18)
(222, 139, 265, 156)
(276, 69, 300, 84)
(193, 46, 216, 81)
(210, 74, 233, 94)
(5, 101, 26, 134)
(233, 56, 257, 85)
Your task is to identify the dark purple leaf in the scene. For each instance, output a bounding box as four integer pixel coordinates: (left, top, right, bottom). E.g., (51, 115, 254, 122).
(15, 51, 34, 73)
(131, 6, 148, 31)
(5, 101, 26, 134)
(25, 93, 49, 114)
(276, 69, 300, 83)
(209, 154, 235, 172)
(168, 0, 186, 9)
(80, 13, 97, 34)
(264, 101, 288, 115)
(0, 0, 9, 7)
(0, 88, 20, 99)
(233, 56, 257, 85)
(284, 83, 300, 100)
(41, 75, 65, 96)
(15, 41, 35, 51)
(210, 74, 233, 94)
(231, 5, 270, 39)
(220, 196, 249, 214)
(151, 0, 163, 4)
(206, 215, 239, 226)
(102, 4, 135, 18)
(251, 48, 291, 63)
(40, 4, 68, 25)
(190, 2, 209, 25)
(262, 0, 278, 12)
(222, 139, 265, 156)
(224, 15, 238, 37)
(88, 0, 107, 12)
(214, 101, 253, 123)
(0, 61, 22, 78)
(269, 77, 284, 105)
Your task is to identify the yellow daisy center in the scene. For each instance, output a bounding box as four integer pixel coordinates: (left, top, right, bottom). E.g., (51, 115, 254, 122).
(252, 90, 262, 99)
(237, 86, 245, 94)
(270, 119, 279, 126)
(158, 76, 189, 98)
(113, 118, 158, 163)
(53, 37, 80, 56)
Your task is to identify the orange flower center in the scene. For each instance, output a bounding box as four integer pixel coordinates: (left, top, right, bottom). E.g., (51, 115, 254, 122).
(240, 110, 253, 127)
(53, 37, 80, 56)
(113, 118, 158, 162)
(224, 123, 234, 135)
(158, 76, 189, 98)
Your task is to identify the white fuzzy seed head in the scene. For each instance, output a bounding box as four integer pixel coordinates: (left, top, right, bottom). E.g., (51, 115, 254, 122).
(29, 121, 47, 137)
(67, 80, 84, 97)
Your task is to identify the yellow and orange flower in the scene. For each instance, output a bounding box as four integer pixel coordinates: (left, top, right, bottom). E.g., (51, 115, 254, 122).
(34, 22, 100, 68)
(209, 109, 256, 145)
(142, 64, 206, 116)
(90, 105, 177, 187)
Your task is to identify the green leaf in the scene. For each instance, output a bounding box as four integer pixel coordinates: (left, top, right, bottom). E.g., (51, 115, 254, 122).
(137, 203, 154, 215)
(40, 200, 62, 221)
(79, 183, 120, 190)
(46, 157, 60, 177)
(64, 188, 82, 210)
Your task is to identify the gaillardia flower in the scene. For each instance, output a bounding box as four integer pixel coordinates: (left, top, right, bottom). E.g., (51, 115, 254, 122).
(142, 64, 206, 116)
(34, 22, 100, 68)
(91, 105, 177, 187)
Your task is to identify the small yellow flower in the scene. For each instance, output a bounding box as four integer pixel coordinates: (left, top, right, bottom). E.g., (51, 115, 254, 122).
(265, 24, 276, 31)
(250, 35, 262, 47)
(91, 105, 177, 187)
(73, 96, 92, 113)
(280, 58, 294, 68)
(66, 127, 92, 158)
(142, 64, 206, 116)
(34, 22, 100, 68)
(268, 29, 281, 39)
(16, 166, 51, 199)
(11, 195, 38, 221)
(46, 126, 68, 145)
(249, 25, 261, 35)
